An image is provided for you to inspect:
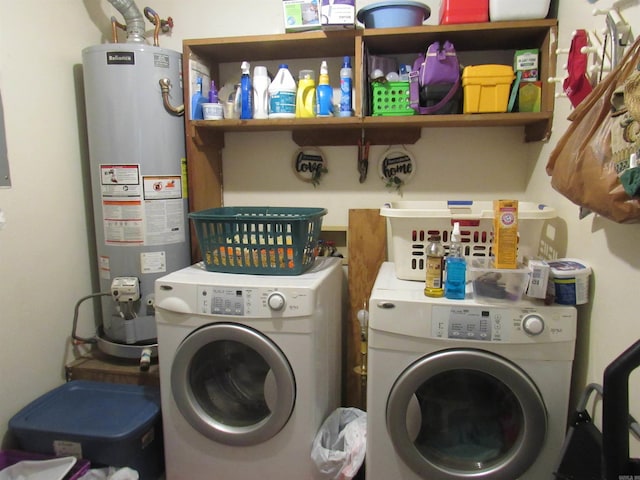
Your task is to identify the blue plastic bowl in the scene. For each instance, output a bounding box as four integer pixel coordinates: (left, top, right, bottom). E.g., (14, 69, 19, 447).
(357, 1, 431, 28)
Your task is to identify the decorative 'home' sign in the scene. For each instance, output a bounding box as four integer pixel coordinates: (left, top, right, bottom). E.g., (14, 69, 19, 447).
(378, 146, 415, 191)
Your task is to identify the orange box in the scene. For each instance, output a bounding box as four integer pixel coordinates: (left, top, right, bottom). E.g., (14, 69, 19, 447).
(493, 199, 518, 269)
(440, 0, 489, 24)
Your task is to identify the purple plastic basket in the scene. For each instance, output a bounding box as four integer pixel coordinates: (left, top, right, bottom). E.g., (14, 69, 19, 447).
(0, 450, 91, 480)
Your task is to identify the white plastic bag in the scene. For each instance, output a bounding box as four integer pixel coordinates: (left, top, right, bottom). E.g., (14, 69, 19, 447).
(311, 407, 367, 480)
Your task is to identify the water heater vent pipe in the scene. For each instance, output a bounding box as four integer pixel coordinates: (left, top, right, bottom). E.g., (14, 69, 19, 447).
(108, 0, 145, 43)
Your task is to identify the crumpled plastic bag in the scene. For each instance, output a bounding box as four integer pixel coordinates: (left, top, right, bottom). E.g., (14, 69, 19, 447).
(78, 467, 139, 480)
(311, 407, 367, 480)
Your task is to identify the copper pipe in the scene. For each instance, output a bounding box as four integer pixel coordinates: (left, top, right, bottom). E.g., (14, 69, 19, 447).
(159, 78, 185, 116)
(144, 7, 161, 47)
(110, 16, 127, 43)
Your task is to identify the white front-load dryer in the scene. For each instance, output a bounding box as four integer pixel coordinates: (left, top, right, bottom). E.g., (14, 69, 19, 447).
(366, 262, 577, 480)
(154, 257, 343, 480)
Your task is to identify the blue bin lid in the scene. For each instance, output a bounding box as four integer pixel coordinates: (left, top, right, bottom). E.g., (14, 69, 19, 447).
(357, 1, 431, 23)
(9, 381, 161, 440)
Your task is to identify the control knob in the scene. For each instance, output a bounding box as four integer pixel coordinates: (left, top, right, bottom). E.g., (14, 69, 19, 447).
(267, 292, 286, 311)
(522, 314, 545, 336)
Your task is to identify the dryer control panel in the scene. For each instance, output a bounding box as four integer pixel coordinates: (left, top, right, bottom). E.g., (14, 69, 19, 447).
(430, 304, 576, 343)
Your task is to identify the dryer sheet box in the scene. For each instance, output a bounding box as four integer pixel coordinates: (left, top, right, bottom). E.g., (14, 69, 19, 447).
(8, 380, 164, 480)
(321, 0, 355, 29)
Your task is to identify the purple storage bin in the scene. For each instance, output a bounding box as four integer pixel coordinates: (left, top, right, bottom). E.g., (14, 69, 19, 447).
(0, 450, 91, 480)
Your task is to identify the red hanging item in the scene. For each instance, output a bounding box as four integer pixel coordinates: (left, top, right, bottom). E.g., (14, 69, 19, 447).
(563, 29, 594, 107)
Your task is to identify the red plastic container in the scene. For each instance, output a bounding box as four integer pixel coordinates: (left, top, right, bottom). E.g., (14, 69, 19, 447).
(440, 0, 489, 24)
(0, 450, 91, 480)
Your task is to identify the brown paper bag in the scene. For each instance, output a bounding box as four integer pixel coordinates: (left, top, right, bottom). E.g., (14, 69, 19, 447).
(546, 36, 640, 223)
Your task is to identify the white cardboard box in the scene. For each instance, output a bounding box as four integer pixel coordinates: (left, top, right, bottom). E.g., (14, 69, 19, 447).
(320, 0, 355, 30)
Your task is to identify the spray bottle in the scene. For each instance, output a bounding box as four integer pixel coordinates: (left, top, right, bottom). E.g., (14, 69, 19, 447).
(240, 61, 253, 120)
(445, 222, 466, 300)
(317, 60, 333, 117)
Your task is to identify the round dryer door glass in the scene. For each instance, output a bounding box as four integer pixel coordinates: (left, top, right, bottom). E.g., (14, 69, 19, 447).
(171, 323, 296, 446)
(387, 349, 547, 479)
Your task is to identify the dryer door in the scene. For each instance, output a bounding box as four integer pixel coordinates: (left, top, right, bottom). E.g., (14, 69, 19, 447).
(386, 348, 546, 479)
(171, 322, 295, 446)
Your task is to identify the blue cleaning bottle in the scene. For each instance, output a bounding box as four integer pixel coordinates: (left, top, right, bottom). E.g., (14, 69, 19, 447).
(445, 222, 466, 300)
(317, 60, 333, 117)
(240, 61, 253, 120)
(191, 77, 205, 120)
(339, 56, 353, 117)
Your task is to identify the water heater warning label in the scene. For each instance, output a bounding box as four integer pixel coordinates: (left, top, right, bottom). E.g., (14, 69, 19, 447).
(99, 164, 185, 247)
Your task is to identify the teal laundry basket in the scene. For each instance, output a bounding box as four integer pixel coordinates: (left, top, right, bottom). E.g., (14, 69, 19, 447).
(189, 206, 327, 275)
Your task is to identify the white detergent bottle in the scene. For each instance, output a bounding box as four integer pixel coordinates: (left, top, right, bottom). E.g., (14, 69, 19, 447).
(269, 64, 296, 119)
(253, 65, 270, 119)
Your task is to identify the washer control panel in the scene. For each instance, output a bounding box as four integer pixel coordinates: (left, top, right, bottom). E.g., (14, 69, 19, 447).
(196, 286, 312, 317)
(431, 305, 575, 342)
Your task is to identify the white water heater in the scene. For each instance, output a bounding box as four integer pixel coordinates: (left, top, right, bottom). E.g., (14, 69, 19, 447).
(82, 42, 190, 357)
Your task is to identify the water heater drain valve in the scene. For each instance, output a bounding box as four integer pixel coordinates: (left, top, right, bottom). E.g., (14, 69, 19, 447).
(111, 277, 141, 303)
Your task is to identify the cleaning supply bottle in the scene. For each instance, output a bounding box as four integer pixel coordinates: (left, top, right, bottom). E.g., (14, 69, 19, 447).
(445, 222, 466, 300)
(296, 69, 316, 118)
(205, 80, 223, 120)
(424, 235, 445, 298)
(339, 56, 353, 117)
(269, 64, 297, 119)
(316, 60, 333, 117)
(253, 65, 270, 119)
(240, 61, 253, 120)
(191, 77, 205, 120)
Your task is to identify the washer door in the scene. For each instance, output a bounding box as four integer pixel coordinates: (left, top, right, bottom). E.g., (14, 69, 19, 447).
(386, 348, 547, 479)
(171, 322, 296, 446)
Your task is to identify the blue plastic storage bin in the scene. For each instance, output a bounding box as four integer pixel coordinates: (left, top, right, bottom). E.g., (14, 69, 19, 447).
(8, 380, 163, 480)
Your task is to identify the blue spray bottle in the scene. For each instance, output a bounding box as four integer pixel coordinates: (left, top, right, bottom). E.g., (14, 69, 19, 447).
(240, 61, 253, 120)
(445, 222, 466, 300)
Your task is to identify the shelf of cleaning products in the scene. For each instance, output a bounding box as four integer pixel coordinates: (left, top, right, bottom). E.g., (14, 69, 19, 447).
(183, 19, 557, 145)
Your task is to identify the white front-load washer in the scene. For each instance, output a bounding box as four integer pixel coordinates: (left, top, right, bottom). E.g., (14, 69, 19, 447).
(366, 262, 577, 480)
(154, 257, 343, 480)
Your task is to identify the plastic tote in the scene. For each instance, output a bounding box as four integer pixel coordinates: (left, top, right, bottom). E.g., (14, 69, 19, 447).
(311, 408, 367, 480)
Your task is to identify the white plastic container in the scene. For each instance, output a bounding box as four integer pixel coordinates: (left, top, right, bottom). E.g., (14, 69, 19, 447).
(380, 200, 556, 281)
(202, 102, 223, 120)
(269, 64, 297, 119)
(253, 66, 270, 119)
(547, 258, 592, 305)
(489, 0, 550, 21)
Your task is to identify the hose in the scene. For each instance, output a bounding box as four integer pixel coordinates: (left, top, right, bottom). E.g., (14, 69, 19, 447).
(71, 292, 111, 344)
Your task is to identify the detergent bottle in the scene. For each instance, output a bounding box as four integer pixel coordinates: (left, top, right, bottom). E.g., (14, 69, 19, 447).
(316, 60, 333, 117)
(253, 65, 270, 119)
(296, 69, 316, 118)
(339, 56, 353, 117)
(239, 61, 253, 120)
(269, 64, 296, 119)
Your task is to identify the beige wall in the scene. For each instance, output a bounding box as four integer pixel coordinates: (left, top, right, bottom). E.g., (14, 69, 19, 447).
(1, 0, 640, 454)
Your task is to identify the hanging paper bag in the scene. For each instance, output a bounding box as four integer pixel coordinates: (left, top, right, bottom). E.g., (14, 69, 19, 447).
(546, 36, 640, 223)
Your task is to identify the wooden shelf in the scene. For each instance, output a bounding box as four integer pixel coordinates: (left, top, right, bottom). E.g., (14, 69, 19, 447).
(184, 19, 557, 145)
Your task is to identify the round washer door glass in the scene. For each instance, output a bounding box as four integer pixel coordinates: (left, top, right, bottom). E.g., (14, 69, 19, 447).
(171, 323, 296, 446)
(387, 349, 547, 479)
